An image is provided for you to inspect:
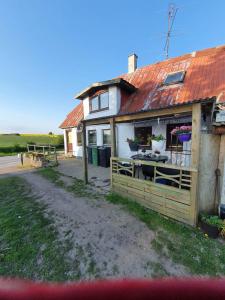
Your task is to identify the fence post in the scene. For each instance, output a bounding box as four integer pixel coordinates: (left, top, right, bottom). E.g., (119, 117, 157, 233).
(82, 121, 88, 184)
(190, 103, 201, 225)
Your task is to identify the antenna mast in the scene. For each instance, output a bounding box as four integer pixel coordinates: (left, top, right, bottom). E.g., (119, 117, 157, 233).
(164, 3, 178, 59)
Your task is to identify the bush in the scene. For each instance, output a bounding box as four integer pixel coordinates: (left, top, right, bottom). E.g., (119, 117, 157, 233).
(26, 141, 36, 145)
(0, 145, 26, 153)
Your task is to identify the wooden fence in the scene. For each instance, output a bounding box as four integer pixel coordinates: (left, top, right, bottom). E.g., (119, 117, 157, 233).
(111, 157, 198, 226)
(27, 144, 57, 164)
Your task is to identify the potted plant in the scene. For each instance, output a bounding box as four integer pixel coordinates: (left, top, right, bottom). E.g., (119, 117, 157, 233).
(148, 134, 165, 152)
(171, 125, 192, 142)
(127, 138, 140, 151)
(200, 214, 223, 238)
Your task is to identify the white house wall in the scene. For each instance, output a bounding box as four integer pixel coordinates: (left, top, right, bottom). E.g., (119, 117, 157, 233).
(72, 127, 83, 157)
(63, 129, 68, 154)
(83, 86, 121, 120)
(116, 123, 135, 158)
(86, 124, 110, 146)
(65, 120, 192, 166)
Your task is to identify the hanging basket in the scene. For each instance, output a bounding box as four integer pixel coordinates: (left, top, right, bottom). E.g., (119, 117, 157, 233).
(178, 133, 191, 143)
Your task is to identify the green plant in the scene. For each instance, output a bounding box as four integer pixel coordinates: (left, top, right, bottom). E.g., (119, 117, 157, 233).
(27, 141, 36, 145)
(126, 137, 140, 144)
(12, 144, 25, 152)
(148, 134, 165, 142)
(200, 214, 224, 229)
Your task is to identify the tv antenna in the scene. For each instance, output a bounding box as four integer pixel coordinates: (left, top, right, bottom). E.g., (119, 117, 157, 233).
(164, 3, 178, 59)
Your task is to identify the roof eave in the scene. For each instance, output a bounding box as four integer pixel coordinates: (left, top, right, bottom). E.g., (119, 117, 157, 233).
(75, 78, 136, 100)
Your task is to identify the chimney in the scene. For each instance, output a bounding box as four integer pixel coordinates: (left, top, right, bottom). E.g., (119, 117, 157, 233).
(128, 53, 138, 73)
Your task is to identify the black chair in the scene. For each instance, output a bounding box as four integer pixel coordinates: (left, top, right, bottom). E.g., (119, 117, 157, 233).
(141, 165, 154, 180)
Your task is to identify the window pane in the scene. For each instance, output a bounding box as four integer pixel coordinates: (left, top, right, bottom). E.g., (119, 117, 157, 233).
(164, 71, 185, 85)
(88, 130, 97, 145)
(100, 92, 109, 109)
(103, 129, 111, 145)
(91, 96, 99, 111)
(134, 126, 152, 145)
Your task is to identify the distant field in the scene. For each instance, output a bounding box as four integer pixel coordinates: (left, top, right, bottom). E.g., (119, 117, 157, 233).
(0, 134, 64, 155)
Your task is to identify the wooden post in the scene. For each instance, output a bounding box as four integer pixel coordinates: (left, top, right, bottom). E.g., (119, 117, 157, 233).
(110, 117, 116, 157)
(82, 121, 88, 184)
(190, 103, 201, 225)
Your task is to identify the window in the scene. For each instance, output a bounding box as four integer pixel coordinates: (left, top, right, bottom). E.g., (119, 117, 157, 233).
(90, 92, 109, 112)
(103, 129, 111, 145)
(163, 71, 185, 85)
(90, 96, 99, 111)
(166, 122, 191, 151)
(100, 92, 109, 109)
(134, 126, 152, 148)
(88, 130, 97, 145)
(77, 131, 82, 146)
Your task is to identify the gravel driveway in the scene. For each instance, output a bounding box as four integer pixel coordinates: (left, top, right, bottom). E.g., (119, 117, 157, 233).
(0, 155, 19, 174)
(20, 172, 188, 279)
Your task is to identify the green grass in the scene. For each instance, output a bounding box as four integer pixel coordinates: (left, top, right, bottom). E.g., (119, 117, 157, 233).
(37, 167, 99, 198)
(0, 152, 18, 157)
(0, 134, 63, 147)
(106, 193, 225, 276)
(36, 167, 65, 188)
(0, 176, 82, 281)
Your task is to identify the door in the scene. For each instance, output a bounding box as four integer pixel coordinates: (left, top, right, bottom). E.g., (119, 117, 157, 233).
(66, 129, 73, 153)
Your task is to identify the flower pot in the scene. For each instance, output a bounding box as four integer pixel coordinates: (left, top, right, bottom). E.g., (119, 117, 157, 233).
(178, 133, 191, 143)
(128, 142, 139, 152)
(200, 221, 220, 239)
(152, 140, 165, 152)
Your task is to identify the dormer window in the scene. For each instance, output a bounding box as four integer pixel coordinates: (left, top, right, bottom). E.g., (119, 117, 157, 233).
(90, 91, 109, 113)
(163, 71, 185, 85)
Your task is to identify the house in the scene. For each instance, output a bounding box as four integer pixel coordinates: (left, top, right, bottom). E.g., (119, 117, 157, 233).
(60, 45, 225, 226)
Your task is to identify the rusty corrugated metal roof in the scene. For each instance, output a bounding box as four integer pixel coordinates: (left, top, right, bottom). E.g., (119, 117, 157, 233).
(119, 45, 225, 114)
(60, 45, 225, 128)
(59, 101, 83, 129)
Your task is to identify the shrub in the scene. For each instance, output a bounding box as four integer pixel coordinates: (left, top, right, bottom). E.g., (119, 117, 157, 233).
(201, 214, 224, 229)
(26, 141, 36, 145)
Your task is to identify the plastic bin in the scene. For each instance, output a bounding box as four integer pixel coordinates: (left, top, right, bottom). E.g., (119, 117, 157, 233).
(87, 147, 92, 164)
(92, 146, 99, 166)
(98, 147, 111, 168)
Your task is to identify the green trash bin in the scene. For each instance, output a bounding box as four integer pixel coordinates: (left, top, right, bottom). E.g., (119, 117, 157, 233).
(92, 146, 99, 166)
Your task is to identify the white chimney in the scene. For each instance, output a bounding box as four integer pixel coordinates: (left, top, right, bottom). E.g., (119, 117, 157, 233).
(128, 53, 138, 73)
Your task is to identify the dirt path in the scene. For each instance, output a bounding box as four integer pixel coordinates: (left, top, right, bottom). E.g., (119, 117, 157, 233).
(20, 172, 188, 279)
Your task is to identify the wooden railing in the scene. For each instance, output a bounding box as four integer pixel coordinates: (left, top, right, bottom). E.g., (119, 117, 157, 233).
(111, 157, 198, 225)
(27, 144, 57, 163)
(111, 157, 196, 190)
(27, 144, 56, 156)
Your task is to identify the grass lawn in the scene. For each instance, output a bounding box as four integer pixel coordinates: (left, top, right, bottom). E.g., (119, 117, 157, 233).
(0, 134, 63, 148)
(0, 176, 80, 281)
(0, 152, 18, 157)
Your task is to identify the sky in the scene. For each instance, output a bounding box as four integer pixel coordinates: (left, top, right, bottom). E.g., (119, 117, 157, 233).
(0, 0, 225, 134)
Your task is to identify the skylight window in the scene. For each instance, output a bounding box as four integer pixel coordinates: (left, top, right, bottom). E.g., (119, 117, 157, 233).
(163, 71, 185, 85)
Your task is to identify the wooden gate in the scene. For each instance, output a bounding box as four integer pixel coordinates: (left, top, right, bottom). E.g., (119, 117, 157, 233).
(111, 157, 198, 226)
